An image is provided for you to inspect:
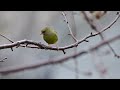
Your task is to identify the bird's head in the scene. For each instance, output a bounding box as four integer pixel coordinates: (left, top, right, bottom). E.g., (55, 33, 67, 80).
(40, 27, 50, 35)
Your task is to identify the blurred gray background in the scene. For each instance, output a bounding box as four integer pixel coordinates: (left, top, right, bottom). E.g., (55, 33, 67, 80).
(0, 11, 120, 79)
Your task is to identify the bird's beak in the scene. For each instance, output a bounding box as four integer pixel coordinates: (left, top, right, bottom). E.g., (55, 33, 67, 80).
(40, 33, 43, 35)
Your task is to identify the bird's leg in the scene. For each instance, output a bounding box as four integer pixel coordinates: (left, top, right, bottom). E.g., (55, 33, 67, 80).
(48, 44, 52, 48)
(55, 43, 59, 51)
(47, 44, 59, 51)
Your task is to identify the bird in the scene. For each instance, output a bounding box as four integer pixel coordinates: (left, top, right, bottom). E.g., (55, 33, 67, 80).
(40, 27, 59, 49)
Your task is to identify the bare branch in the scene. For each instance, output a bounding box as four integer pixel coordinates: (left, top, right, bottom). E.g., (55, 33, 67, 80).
(0, 34, 120, 74)
(61, 11, 78, 42)
(82, 11, 120, 58)
(0, 12, 119, 53)
(59, 64, 92, 76)
(0, 34, 14, 43)
(0, 57, 7, 62)
(0, 11, 119, 75)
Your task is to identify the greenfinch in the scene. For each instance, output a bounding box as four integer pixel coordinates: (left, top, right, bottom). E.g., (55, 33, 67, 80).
(40, 27, 58, 46)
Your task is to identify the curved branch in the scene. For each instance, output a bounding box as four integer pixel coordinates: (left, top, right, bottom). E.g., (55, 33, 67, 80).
(61, 11, 78, 42)
(0, 34, 120, 74)
(0, 12, 120, 53)
(82, 11, 120, 58)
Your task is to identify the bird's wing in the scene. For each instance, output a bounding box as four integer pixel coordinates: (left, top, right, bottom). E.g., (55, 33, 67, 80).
(55, 31, 57, 34)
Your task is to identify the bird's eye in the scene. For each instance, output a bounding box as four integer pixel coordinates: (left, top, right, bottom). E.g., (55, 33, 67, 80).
(42, 31, 46, 33)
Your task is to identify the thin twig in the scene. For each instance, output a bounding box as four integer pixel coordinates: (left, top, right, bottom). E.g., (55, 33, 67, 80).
(0, 34, 120, 74)
(0, 12, 119, 52)
(82, 11, 120, 58)
(0, 34, 14, 43)
(0, 11, 119, 75)
(71, 11, 79, 79)
(0, 34, 36, 50)
(61, 11, 78, 42)
(0, 57, 7, 62)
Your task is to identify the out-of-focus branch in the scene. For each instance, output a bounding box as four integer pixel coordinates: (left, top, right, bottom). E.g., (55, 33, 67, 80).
(59, 64, 92, 76)
(0, 34, 120, 74)
(0, 11, 119, 76)
(82, 11, 120, 58)
(0, 12, 119, 54)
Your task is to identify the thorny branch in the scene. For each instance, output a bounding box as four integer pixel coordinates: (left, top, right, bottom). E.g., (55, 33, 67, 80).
(0, 34, 120, 74)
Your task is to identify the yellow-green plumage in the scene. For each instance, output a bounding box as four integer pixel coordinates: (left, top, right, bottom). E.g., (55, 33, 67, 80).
(41, 27, 58, 44)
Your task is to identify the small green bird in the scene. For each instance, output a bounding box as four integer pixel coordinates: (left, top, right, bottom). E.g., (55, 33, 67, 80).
(40, 27, 58, 48)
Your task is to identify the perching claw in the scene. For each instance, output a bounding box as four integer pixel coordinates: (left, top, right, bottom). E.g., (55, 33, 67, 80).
(55, 43, 59, 51)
